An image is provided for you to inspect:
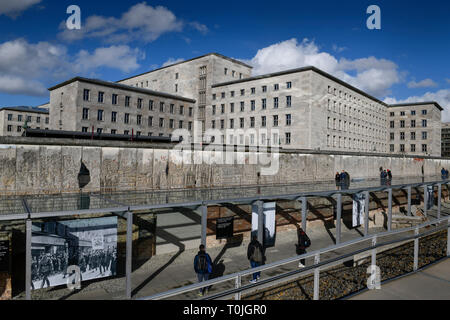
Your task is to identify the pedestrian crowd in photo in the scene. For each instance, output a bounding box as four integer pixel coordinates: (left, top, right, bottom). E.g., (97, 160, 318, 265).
(379, 167, 393, 186)
(335, 170, 351, 190)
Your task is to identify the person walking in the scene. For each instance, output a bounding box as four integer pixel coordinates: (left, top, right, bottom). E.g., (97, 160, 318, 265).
(193, 244, 213, 296)
(296, 228, 311, 268)
(247, 235, 264, 283)
(387, 169, 392, 180)
(335, 172, 341, 190)
(38, 252, 53, 289)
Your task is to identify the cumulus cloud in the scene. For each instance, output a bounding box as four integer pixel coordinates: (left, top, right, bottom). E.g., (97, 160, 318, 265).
(243, 38, 401, 97)
(0, 39, 144, 96)
(59, 2, 184, 43)
(384, 89, 450, 121)
(332, 44, 347, 53)
(0, 0, 41, 18)
(161, 58, 185, 67)
(407, 78, 438, 88)
(189, 22, 208, 35)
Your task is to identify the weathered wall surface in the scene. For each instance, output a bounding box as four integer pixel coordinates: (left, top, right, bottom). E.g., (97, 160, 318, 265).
(1, 139, 450, 195)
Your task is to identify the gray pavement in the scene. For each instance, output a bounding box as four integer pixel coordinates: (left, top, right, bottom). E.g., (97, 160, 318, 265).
(349, 258, 450, 300)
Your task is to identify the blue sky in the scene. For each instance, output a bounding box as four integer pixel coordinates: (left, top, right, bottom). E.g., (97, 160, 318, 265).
(0, 0, 449, 119)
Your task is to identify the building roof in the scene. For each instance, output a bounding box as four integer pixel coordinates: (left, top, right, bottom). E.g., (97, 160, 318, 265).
(116, 53, 253, 83)
(212, 66, 389, 107)
(48, 77, 196, 103)
(387, 101, 443, 111)
(0, 106, 49, 114)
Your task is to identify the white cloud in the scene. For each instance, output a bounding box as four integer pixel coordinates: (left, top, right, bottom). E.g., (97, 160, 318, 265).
(0, 0, 41, 18)
(446, 78, 450, 84)
(59, 2, 184, 44)
(407, 78, 438, 88)
(384, 89, 450, 121)
(0, 39, 144, 96)
(332, 44, 347, 53)
(243, 38, 401, 97)
(189, 22, 208, 35)
(161, 58, 185, 67)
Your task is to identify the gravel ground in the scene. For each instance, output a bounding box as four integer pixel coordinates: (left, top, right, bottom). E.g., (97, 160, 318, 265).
(243, 230, 448, 300)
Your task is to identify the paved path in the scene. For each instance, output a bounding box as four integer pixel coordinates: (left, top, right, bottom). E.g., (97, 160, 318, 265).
(349, 258, 450, 300)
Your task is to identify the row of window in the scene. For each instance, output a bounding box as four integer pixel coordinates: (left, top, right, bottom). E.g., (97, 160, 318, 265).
(213, 82, 292, 100)
(390, 144, 427, 153)
(327, 117, 386, 139)
(223, 68, 243, 79)
(83, 89, 193, 116)
(81, 108, 192, 130)
(212, 96, 292, 114)
(390, 132, 428, 141)
(390, 110, 427, 116)
(326, 135, 386, 151)
(390, 119, 427, 128)
(6, 125, 48, 132)
(211, 114, 292, 129)
(210, 132, 292, 145)
(327, 99, 385, 125)
(327, 85, 384, 114)
(81, 127, 173, 137)
(6, 114, 49, 124)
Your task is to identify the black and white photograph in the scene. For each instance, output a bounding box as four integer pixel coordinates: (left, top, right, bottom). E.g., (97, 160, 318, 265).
(31, 216, 118, 290)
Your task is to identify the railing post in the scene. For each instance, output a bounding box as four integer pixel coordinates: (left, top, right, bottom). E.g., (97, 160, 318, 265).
(364, 191, 370, 236)
(235, 275, 241, 301)
(388, 188, 392, 231)
(447, 218, 450, 257)
(336, 193, 342, 245)
(413, 227, 419, 271)
(424, 185, 428, 217)
(438, 184, 442, 219)
(313, 253, 320, 301)
(371, 236, 377, 267)
(407, 186, 412, 216)
(126, 211, 133, 299)
(201, 204, 208, 247)
(25, 218, 32, 300)
(301, 197, 307, 231)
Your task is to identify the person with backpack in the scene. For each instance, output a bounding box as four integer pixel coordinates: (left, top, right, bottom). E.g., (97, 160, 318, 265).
(193, 244, 213, 296)
(247, 235, 264, 283)
(296, 228, 311, 268)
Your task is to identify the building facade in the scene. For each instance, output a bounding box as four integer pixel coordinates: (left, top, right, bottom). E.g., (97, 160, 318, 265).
(48, 77, 196, 137)
(0, 106, 49, 137)
(116, 53, 252, 139)
(208, 67, 388, 152)
(388, 102, 442, 157)
(441, 122, 450, 157)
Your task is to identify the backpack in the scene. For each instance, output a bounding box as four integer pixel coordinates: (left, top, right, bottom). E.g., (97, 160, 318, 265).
(196, 253, 208, 273)
(299, 231, 311, 248)
(251, 244, 263, 263)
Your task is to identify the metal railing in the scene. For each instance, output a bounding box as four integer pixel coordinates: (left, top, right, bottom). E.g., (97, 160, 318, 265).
(137, 216, 450, 300)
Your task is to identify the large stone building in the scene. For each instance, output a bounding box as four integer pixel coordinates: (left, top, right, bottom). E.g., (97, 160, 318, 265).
(441, 122, 450, 157)
(387, 102, 443, 156)
(0, 53, 444, 156)
(47, 77, 196, 137)
(0, 105, 49, 136)
(208, 67, 388, 152)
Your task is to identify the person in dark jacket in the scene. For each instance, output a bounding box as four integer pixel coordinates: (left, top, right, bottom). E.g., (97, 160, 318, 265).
(247, 235, 264, 283)
(387, 169, 392, 180)
(441, 168, 447, 180)
(193, 244, 213, 296)
(296, 228, 311, 268)
(335, 172, 341, 190)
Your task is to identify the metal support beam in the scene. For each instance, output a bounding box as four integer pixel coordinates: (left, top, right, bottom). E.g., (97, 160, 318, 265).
(407, 186, 412, 216)
(201, 204, 208, 247)
(301, 197, 307, 231)
(126, 211, 133, 299)
(438, 184, 442, 219)
(447, 218, 450, 257)
(364, 191, 370, 236)
(413, 227, 419, 271)
(424, 185, 428, 217)
(257, 201, 264, 245)
(235, 275, 241, 301)
(371, 236, 377, 267)
(313, 254, 320, 301)
(336, 193, 342, 245)
(388, 188, 392, 231)
(25, 218, 31, 300)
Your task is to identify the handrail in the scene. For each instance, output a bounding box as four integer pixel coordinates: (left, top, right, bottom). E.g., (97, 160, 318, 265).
(137, 216, 450, 300)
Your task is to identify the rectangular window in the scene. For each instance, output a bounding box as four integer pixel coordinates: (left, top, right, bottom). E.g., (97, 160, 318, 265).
(159, 118, 164, 128)
(221, 104, 225, 114)
(82, 127, 88, 133)
(240, 102, 245, 112)
(231, 91, 235, 97)
(422, 144, 427, 153)
(189, 107, 193, 117)
(125, 96, 130, 107)
(170, 104, 174, 114)
(137, 115, 142, 125)
(188, 122, 192, 131)
(422, 119, 427, 127)
(422, 132, 427, 140)
(124, 113, 130, 124)
(240, 89, 245, 96)
(250, 117, 255, 128)
(285, 132, 291, 145)
(400, 120, 405, 128)
(411, 132, 416, 140)
(262, 86, 267, 93)
(390, 144, 395, 152)
(274, 84, 279, 91)
(212, 105, 216, 115)
(212, 94, 216, 100)
(211, 120, 216, 129)
(7, 125, 12, 132)
(137, 98, 142, 109)
(179, 120, 183, 129)
(97, 128, 103, 134)
(240, 118, 244, 128)
(251, 100, 255, 111)
(98, 92, 104, 103)
(82, 108, 89, 120)
(286, 114, 292, 126)
(287, 82, 292, 89)
(411, 144, 416, 152)
(400, 144, 405, 152)
(390, 121, 395, 128)
(390, 112, 395, 117)
(220, 120, 224, 129)
(229, 119, 234, 129)
(411, 110, 416, 116)
(7, 114, 12, 121)
(179, 106, 184, 115)
(261, 116, 266, 127)
(230, 103, 234, 113)
(221, 92, 225, 99)
(262, 98, 267, 110)
(400, 111, 405, 116)
(112, 94, 118, 105)
(160, 102, 164, 112)
(149, 100, 154, 110)
(124, 130, 129, 135)
(273, 115, 279, 127)
(390, 133, 394, 140)
(400, 132, 405, 140)
(169, 119, 174, 129)
(274, 97, 279, 109)
(286, 96, 291, 107)
(45, 117, 49, 124)
(411, 120, 416, 128)
(83, 89, 90, 101)
(422, 110, 427, 115)
(148, 116, 153, 126)
(111, 111, 117, 123)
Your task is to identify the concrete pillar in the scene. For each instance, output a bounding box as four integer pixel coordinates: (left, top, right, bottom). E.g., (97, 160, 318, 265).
(388, 189, 392, 231)
(313, 254, 320, 300)
(126, 211, 133, 299)
(424, 185, 428, 217)
(413, 227, 419, 271)
(301, 197, 307, 231)
(257, 201, 264, 245)
(407, 186, 412, 216)
(438, 184, 442, 219)
(364, 191, 370, 236)
(25, 218, 31, 300)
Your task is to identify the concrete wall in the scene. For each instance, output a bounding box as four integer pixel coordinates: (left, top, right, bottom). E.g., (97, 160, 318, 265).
(1, 137, 450, 196)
